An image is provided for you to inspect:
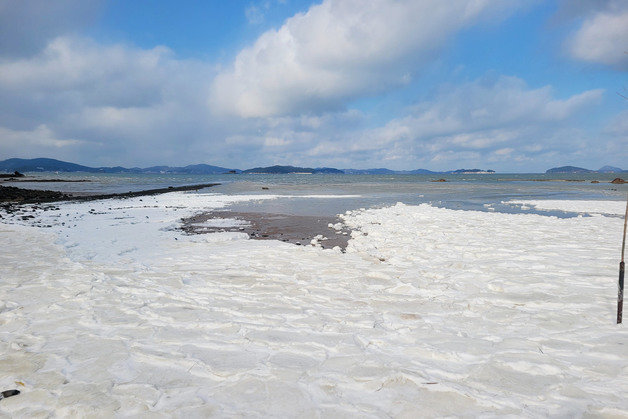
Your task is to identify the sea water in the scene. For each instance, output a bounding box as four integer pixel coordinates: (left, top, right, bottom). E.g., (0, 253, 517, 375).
(1, 172, 627, 416)
(7, 171, 627, 216)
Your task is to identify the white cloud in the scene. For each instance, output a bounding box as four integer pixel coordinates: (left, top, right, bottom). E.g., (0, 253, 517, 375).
(263, 137, 292, 147)
(0, 36, 220, 166)
(286, 76, 605, 170)
(0, 0, 103, 57)
(210, 0, 521, 118)
(600, 110, 628, 163)
(0, 3, 620, 172)
(0, 37, 195, 108)
(567, 5, 628, 68)
(0, 124, 87, 162)
(364, 76, 602, 145)
(245, 5, 265, 24)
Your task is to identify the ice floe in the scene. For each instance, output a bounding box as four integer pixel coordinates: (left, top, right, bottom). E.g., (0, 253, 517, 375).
(0, 196, 627, 416)
(505, 199, 627, 216)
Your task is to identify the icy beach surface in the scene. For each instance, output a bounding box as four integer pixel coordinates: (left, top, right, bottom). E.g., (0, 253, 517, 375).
(1, 193, 627, 416)
(505, 199, 627, 216)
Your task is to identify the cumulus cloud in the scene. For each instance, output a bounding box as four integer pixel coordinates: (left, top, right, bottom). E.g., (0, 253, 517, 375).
(279, 76, 605, 170)
(0, 124, 90, 164)
(0, 1, 620, 171)
(210, 0, 520, 118)
(0, 36, 218, 165)
(0, 0, 103, 57)
(566, 1, 628, 69)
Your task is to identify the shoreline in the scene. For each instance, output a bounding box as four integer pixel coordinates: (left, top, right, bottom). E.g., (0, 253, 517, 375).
(0, 184, 350, 250)
(2, 178, 92, 183)
(0, 183, 220, 206)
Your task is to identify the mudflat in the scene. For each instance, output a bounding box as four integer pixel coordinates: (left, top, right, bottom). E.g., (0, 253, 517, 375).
(181, 210, 351, 250)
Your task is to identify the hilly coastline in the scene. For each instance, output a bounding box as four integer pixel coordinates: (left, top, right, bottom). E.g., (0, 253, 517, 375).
(0, 158, 236, 175)
(2, 157, 624, 175)
(0, 158, 504, 175)
(546, 165, 627, 174)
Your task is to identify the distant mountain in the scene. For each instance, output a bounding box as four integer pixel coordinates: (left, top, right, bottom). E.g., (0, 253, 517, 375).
(0, 158, 97, 173)
(242, 165, 343, 174)
(0, 159, 497, 175)
(598, 165, 626, 173)
(313, 167, 345, 174)
(546, 166, 595, 174)
(0, 158, 238, 174)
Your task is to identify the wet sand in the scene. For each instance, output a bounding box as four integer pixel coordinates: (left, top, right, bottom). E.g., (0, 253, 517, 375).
(181, 210, 351, 250)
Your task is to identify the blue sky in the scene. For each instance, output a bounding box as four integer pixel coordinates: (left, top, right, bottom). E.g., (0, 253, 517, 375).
(0, 0, 626, 171)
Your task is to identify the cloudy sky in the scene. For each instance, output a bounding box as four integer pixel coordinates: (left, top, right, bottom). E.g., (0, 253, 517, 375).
(0, 0, 626, 171)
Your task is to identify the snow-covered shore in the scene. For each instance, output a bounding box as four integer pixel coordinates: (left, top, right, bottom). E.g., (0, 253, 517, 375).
(1, 194, 626, 416)
(505, 199, 627, 216)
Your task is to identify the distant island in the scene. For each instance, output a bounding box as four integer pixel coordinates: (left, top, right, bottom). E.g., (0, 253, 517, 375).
(0, 158, 237, 175)
(546, 165, 626, 174)
(2, 158, 625, 176)
(13, 157, 624, 176)
(0, 158, 503, 175)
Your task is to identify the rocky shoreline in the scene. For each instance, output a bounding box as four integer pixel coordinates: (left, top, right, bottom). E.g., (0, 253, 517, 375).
(0, 183, 219, 204)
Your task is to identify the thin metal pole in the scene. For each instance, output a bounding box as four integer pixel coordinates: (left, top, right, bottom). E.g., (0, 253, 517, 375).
(618, 193, 628, 324)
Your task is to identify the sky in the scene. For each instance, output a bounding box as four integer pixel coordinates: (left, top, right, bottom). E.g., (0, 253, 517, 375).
(0, 0, 626, 172)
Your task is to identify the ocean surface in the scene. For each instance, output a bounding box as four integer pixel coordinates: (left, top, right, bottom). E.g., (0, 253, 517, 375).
(10, 171, 628, 217)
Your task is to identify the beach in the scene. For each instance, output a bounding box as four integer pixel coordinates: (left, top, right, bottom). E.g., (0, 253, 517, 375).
(0, 178, 627, 416)
(2, 0, 627, 415)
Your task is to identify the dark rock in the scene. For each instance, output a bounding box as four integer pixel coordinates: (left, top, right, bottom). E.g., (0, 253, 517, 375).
(431, 179, 447, 182)
(611, 178, 626, 184)
(0, 389, 20, 399)
(0, 185, 70, 203)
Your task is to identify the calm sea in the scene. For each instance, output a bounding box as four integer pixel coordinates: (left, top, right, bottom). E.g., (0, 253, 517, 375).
(10, 172, 628, 217)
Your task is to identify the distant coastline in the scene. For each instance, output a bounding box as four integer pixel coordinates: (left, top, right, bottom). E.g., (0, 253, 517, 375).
(545, 165, 627, 174)
(0, 157, 501, 175)
(0, 157, 625, 175)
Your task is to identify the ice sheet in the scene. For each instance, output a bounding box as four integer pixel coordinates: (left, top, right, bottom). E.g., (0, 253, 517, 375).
(1, 197, 627, 416)
(505, 199, 627, 216)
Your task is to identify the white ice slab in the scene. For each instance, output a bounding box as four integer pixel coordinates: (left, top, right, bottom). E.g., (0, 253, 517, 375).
(0, 199, 627, 416)
(505, 199, 627, 216)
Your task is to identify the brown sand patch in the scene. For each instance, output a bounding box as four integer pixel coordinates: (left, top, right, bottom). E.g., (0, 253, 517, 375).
(181, 211, 351, 250)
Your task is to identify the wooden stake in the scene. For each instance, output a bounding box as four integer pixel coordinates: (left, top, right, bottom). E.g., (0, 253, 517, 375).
(618, 193, 628, 324)
(619, 262, 625, 324)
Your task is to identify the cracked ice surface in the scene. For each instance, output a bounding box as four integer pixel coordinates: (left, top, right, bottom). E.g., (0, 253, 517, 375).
(0, 197, 627, 416)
